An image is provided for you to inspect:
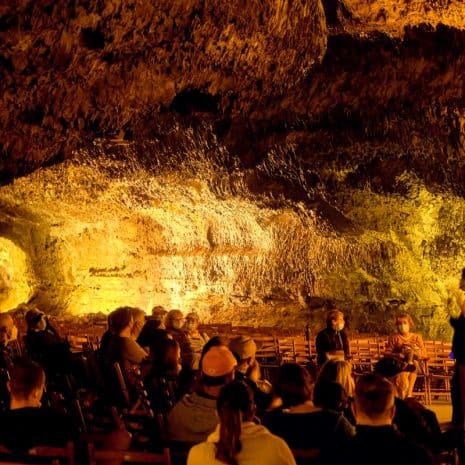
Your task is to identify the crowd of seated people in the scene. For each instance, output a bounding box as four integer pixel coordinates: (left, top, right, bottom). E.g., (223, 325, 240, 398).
(0, 303, 458, 465)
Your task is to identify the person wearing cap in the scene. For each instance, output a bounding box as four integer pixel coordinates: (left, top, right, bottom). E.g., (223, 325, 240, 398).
(137, 305, 170, 353)
(315, 309, 350, 366)
(166, 345, 237, 444)
(184, 312, 209, 370)
(374, 357, 441, 455)
(24, 308, 72, 378)
(229, 335, 272, 413)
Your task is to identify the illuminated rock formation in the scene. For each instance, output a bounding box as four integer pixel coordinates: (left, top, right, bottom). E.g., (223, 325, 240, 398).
(1, 1, 465, 337)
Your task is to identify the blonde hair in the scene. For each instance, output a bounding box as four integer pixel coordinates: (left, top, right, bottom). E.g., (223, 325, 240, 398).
(317, 360, 355, 398)
(326, 309, 344, 327)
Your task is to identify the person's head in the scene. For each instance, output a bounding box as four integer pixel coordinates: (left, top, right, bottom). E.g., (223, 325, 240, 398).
(228, 336, 257, 374)
(0, 313, 17, 346)
(326, 309, 345, 331)
(166, 309, 185, 331)
(130, 308, 146, 339)
(353, 374, 395, 426)
(184, 311, 200, 334)
(109, 307, 133, 336)
(215, 381, 255, 465)
(395, 313, 414, 336)
(374, 357, 412, 399)
(151, 306, 167, 329)
(274, 363, 314, 407)
(200, 346, 237, 396)
(25, 308, 47, 332)
(151, 338, 182, 376)
(313, 380, 348, 411)
(8, 358, 46, 409)
(317, 359, 355, 398)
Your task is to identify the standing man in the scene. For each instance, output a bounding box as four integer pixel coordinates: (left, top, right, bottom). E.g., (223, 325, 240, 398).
(315, 309, 350, 366)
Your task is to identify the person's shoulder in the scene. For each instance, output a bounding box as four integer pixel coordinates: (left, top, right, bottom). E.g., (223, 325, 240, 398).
(187, 441, 212, 465)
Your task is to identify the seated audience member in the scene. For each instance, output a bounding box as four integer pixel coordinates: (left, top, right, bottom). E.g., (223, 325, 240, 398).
(315, 359, 355, 401)
(374, 357, 441, 454)
(327, 373, 433, 465)
(0, 313, 19, 370)
(386, 313, 426, 397)
(166, 309, 192, 367)
(184, 312, 209, 369)
(103, 307, 148, 391)
(146, 338, 185, 414)
(0, 358, 77, 454)
(313, 381, 349, 412)
(25, 308, 72, 377)
(137, 306, 169, 352)
(167, 345, 237, 444)
(129, 307, 146, 342)
(264, 363, 354, 455)
(188, 380, 296, 465)
(228, 335, 272, 413)
(315, 309, 350, 365)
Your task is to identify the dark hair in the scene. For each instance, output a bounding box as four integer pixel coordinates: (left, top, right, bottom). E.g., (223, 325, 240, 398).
(151, 338, 180, 377)
(313, 381, 347, 411)
(274, 363, 314, 407)
(9, 358, 45, 400)
(355, 373, 394, 418)
(215, 381, 255, 465)
(109, 307, 133, 333)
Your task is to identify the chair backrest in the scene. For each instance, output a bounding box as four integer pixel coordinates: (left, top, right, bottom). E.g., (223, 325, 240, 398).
(0, 442, 75, 465)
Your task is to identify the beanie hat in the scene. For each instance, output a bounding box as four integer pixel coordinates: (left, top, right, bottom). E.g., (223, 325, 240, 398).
(228, 336, 257, 362)
(201, 346, 237, 377)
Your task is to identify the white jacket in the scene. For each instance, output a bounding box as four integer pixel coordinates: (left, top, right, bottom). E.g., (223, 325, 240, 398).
(187, 422, 297, 465)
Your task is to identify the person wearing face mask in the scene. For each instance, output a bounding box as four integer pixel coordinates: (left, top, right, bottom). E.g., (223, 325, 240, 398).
(316, 309, 351, 366)
(386, 313, 426, 398)
(166, 309, 192, 367)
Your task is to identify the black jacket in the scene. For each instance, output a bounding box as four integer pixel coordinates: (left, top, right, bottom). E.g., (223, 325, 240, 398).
(315, 327, 350, 365)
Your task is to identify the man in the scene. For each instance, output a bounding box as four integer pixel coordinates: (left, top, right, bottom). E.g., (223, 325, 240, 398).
(166, 309, 192, 367)
(228, 335, 272, 413)
(315, 309, 350, 365)
(0, 358, 76, 453)
(167, 345, 237, 444)
(137, 306, 170, 352)
(327, 373, 433, 465)
(129, 307, 146, 341)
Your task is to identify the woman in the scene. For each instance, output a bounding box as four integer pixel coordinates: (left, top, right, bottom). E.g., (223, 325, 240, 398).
(188, 381, 296, 465)
(387, 313, 426, 398)
(315, 359, 355, 401)
(264, 363, 354, 458)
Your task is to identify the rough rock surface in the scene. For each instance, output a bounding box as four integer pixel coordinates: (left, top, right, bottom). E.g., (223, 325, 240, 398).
(1, 0, 465, 337)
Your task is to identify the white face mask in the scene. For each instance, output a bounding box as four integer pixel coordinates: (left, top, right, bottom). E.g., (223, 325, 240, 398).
(336, 322, 344, 332)
(397, 323, 409, 335)
(171, 320, 184, 330)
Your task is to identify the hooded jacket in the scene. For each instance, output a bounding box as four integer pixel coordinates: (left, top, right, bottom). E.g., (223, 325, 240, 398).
(187, 422, 296, 465)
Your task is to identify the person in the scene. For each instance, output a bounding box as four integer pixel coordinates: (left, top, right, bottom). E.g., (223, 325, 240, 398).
(184, 312, 209, 369)
(146, 338, 184, 414)
(228, 335, 272, 414)
(129, 307, 146, 341)
(264, 363, 354, 458)
(24, 308, 72, 378)
(0, 313, 18, 370)
(315, 309, 350, 365)
(187, 380, 297, 465)
(167, 345, 237, 444)
(166, 309, 192, 367)
(451, 267, 465, 428)
(315, 359, 355, 401)
(137, 306, 169, 353)
(386, 313, 426, 397)
(0, 358, 77, 454)
(374, 357, 441, 454)
(327, 373, 433, 465)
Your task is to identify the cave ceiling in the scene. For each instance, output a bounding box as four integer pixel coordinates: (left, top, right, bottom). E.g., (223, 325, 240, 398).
(0, 0, 464, 191)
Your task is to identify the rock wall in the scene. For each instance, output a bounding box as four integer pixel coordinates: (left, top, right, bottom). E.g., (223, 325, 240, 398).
(1, 1, 465, 338)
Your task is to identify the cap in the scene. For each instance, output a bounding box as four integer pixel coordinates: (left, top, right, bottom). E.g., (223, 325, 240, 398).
(228, 336, 257, 361)
(201, 346, 237, 377)
(374, 357, 415, 378)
